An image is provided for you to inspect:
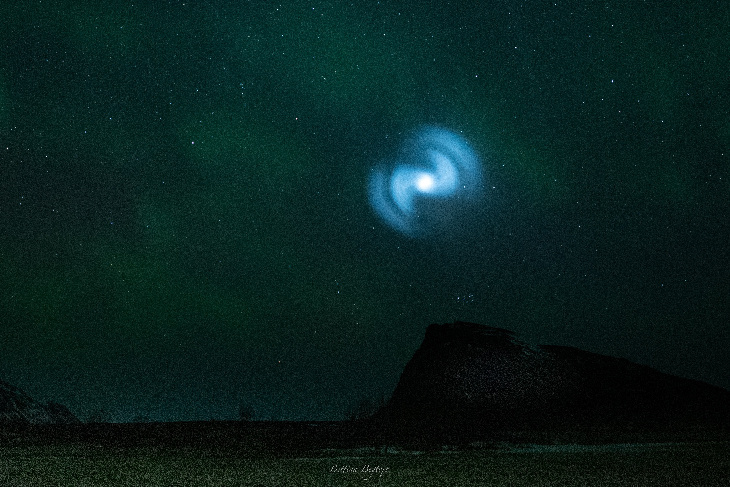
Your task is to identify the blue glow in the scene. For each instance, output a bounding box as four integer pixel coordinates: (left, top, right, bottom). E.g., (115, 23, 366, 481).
(369, 126, 483, 237)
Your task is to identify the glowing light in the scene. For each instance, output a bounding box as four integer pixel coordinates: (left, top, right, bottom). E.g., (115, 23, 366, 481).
(368, 126, 483, 237)
(415, 174, 433, 191)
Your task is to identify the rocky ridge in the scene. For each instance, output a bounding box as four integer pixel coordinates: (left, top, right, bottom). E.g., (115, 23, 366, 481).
(377, 321, 730, 443)
(0, 379, 79, 424)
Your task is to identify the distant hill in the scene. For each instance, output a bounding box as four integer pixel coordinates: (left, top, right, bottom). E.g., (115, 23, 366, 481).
(375, 321, 730, 444)
(0, 379, 79, 425)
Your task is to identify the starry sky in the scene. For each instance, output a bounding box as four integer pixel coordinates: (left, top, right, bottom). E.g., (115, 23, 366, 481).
(1, 1, 728, 422)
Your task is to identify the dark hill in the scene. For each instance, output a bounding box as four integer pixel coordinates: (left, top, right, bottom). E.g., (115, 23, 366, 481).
(0, 379, 79, 425)
(375, 321, 730, 444)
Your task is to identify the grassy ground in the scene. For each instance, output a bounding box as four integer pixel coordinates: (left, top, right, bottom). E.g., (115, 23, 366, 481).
(1, 442, 728, 486)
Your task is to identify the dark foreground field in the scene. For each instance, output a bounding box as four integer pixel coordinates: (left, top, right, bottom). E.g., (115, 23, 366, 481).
(1, 423, 728, 486)
(2, 441, 729, 486)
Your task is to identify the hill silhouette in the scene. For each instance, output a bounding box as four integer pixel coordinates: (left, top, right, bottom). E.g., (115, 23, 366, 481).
(0, 379, 79, 425)
(4, 321, 729, 451)
(373, 321, 730, 445)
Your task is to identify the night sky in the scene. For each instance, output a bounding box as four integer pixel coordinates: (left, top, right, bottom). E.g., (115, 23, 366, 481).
(1, 1, 728, 423)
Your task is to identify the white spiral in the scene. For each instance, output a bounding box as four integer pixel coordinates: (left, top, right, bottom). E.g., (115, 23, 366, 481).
(368, 126, 483, 237)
